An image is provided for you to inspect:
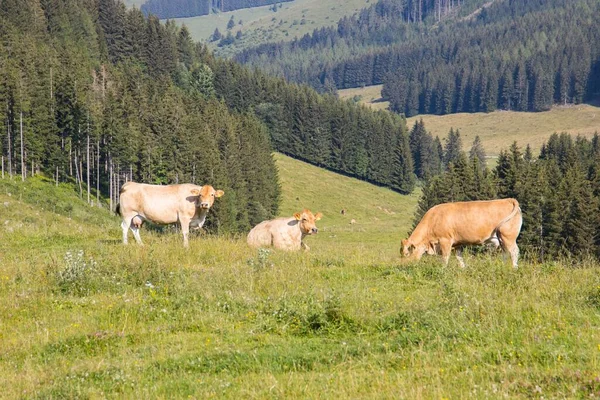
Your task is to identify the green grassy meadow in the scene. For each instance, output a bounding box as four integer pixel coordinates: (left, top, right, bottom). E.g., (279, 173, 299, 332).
(2, 155, 600, 398)
(171, 0, 371, 56)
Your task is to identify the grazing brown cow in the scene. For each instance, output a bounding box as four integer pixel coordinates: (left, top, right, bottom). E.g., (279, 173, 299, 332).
(401, 198, 522, 268)
(116, 182, 224, 247)
(247, 209, 323, 251)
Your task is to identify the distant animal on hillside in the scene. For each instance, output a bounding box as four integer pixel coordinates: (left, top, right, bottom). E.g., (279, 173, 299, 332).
(341, 209, 346, 215)
(350, 219, 356, 224)
(116, 182, 224, 247)
(401, 198, 522, 268)
(247, 209, 323, 251)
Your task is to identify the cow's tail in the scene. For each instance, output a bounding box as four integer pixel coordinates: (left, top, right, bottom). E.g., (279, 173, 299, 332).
(115, 181, 134, 216)
(494, 198, 521, 236)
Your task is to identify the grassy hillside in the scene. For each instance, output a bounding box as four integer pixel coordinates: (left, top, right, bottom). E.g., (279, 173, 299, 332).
(3, 158, 600, 398)
(407, 105, 600, 157)
(338, 84, 390, 111)
(172, 0, 371, 56)
(275, 153, 418, 254)
(339, 85, 600, 157)
(122, 0, 146, 8)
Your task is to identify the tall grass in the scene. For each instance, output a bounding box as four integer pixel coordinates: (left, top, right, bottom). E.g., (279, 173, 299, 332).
(1, 163, 600, 398)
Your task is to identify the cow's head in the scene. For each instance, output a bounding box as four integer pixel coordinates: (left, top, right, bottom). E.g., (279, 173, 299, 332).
(401, 239, 434, 260)
(293, 209, 322, 235)
(191, 185, 224, 209)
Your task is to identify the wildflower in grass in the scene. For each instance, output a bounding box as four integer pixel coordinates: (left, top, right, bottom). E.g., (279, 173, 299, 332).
(56, 249, 97, 295)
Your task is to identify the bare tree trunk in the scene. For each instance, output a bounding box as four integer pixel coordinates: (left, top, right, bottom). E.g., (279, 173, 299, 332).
(97, 139, 100, 206)
(1, 156, 3, 178)
(56, 166, 59, 186)
(116, 162, 120, 207)
(75, 152, 83, 198)
(6, 103, 11, 178)
(109, 155, 113, 211)
(80, 156, 84, 194)
(20, 110, 24, 182)
(69, 139, 73, 176)
(87, 114, 90, 205)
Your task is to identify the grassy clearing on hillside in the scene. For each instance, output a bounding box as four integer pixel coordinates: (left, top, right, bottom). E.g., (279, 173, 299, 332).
(407, 105, 600, 157)
(123, 0, 145, 8)
(339, 85, 600, 157)
(3, 159, 600, 398)
(338, 84, 389, 111)
(172, 0, 371, 56)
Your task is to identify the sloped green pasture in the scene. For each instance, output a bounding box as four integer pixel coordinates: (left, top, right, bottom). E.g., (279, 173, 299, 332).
(1, 159, 600, 398)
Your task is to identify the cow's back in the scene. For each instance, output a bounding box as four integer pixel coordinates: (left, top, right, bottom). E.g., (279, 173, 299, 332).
(247, 220, 274, 247)
(419, 199, 520, 244)
(247, 217, 301, 250)
(119, 182, 200, 224)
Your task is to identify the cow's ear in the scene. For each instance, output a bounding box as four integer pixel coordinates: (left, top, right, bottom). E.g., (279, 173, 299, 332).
(314, 212, 322, 221)
(293, 212, 302, 220)
(215, 190, 224, 198)
(191, 189, 200, 196)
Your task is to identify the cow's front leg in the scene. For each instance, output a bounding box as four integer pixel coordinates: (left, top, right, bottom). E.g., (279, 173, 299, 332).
(301, 241, 310, 251)
(439, 239, 452, 266)
(121, 220, 129, 245)
(180, 217, 191, 248)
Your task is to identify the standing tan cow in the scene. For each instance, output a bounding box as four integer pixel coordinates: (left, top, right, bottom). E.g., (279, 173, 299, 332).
(247, 209, 323, 251)
(401, 198, 522, 268)
(116, 182, 224, 247)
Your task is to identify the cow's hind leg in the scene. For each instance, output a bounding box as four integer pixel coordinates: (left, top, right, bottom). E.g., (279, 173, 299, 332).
(455, 247, 466, 268)
(130, 215, 144, 245)
(507, 242, 519, 269)
(500, 238, 519, 269)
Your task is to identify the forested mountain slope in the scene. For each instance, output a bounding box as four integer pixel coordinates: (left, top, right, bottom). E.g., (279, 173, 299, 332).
(236, 0, 600, 115)
(0, 0, 418, 221)
(0, 0, 280, 232)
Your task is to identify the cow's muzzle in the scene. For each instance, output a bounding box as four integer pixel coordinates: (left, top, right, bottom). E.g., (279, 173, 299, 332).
(311, 228, 318, 234)
(200, 202, 210, 209)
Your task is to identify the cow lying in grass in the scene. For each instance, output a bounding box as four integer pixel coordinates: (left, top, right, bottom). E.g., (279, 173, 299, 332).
(401, 198, 522, 268)
(117, 182, 224, 247)
(247, 209, 323, 251)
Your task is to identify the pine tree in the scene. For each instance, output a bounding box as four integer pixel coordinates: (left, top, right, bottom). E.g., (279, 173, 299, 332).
(390, 131, 415, 194)
(495, 142, 523, 198)
(227, 15, 235, 30)
(559, 165, 597, 257)
(212, 28, 222, 42)
(443, 128, 462, 169)
(469, 135, 486, 171)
